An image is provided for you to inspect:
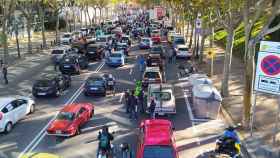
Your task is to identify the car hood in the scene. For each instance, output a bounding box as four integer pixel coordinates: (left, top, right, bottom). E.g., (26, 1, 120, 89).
(49, 120, 72, 131)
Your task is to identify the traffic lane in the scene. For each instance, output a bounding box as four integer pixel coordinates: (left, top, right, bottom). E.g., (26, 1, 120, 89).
(0, 61, 105, 158)
(29, 53, 140, 157)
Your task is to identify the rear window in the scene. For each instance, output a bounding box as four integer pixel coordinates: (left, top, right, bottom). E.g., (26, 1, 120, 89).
(178, 48, 188, 51)
(110, 53, 122, 57)
(52, 50, 64, 54)
(143, 145, 175, 158)
(57, 112, 75, 121)
(142, 39, 150, 43)
(87, 78, 103, 85)
(35, 80, 53, 87)
(144, 72, 160, 79)
(152, 92, 171, 101)
(174, 38, 185, 44)
(151, 47, 162, 52)
(63, 34, 71, 38)
(87, 46, 98, 52)
(96, 37, 107, 42)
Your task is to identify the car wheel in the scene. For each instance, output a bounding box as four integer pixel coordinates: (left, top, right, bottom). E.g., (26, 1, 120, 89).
(90, 109, 94, 118)
(4, 122, 12, 134)
(29, 104, 35, 114)
(84, 92, 89, 96)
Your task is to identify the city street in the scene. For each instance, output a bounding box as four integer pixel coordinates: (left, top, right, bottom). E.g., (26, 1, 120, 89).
(0, 41, 229, 158)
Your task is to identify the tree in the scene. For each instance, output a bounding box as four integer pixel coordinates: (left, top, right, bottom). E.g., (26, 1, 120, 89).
(37, 0, 48, 49)
(48, 0, 64, 44)
(97, 0, 109, 24)
(17, 0, 37, 54)
(0, 0, 16, 64)
(215, 0, 243, 97)
(243, 0, 280, 127)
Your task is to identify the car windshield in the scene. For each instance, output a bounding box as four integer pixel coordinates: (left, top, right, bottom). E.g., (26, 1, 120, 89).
(152, 92, 171, 101)
(110, 53, 122, 57)
(151, 47, 162, 53)
(36, 80, 52, 87)
(52, 50, 64, 54)
(152, 30, 159, 34)
(143, 145, 175, 158)
(56, 112, 75, 121)
(178, 48, 188, 51)
(96, 37, 106, 42)
(174, 38, 185, 44)
(142, 39, 150, 43)
(61, 57, 75, 63)
(87, 46, 97, 52)
(63, 34, 71, 38)
(87, 78, 103, 86)
(144, 72, 160, 79)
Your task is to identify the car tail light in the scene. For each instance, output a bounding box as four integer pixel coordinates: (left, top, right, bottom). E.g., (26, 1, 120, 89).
(0, 112, 3, 120)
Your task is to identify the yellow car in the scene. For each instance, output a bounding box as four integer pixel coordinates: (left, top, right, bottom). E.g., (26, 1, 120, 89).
(20, 152, 62, 158)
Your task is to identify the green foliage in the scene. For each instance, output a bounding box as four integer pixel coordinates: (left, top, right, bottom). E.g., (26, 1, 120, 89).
(214, 17, 267, 59)
(45, 16, 66, 30)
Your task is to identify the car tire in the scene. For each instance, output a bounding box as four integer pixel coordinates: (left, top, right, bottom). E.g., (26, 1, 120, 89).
(90, 109, 94, 118)
(84, 92, 89, 96)
(4, 122, 12, 134)
(29, 104, 35, 114)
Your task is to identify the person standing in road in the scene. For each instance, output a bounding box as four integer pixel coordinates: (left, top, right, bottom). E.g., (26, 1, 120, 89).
(138, 55, 145, 72)
(138, 89, 145, 113)
(172, 49, 177, 64)
(124, 90, 130, 113)
(129, 90, 137, 120)
(149, 97, 156, 119)
(2, 64, 8, 84)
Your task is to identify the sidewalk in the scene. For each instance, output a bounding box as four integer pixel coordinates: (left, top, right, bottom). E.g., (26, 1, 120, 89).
(195, 43, 280, 158)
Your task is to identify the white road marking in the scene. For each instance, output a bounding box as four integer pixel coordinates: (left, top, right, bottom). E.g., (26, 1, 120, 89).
(129, 68, 133, 75)
(17, 62, 105, 158)
(119, 92, 124, 103)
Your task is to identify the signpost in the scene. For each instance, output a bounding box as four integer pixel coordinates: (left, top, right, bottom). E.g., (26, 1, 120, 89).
(253, 41, 280, 144)
(206, 49, 216, 77)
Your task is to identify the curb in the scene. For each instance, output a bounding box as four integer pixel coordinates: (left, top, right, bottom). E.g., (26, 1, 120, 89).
(220, 105, 254, 158)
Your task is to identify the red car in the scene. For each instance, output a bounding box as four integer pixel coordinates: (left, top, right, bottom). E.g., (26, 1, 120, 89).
(136, 119, 179, 158)
(151, 30, 161, 44)
(47, 103, 94, 137)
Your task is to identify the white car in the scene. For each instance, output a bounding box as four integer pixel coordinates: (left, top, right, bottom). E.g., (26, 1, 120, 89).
(0, 97, 35, 133)
(51, 45, 71, 64)
(146, 84, 176, 116)
(175, 45, 191, 58)
(60, 33, 73, 45)
(80, 28, 88, 36)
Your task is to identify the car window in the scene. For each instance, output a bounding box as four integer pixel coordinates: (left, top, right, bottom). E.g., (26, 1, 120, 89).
(63, 34, 71, 38)
(17, 99, 28, 106)
(78, 107, 87, 115)
(144, 72, 160, 79)
(152, 92, 171, 101)
(57, 112, 75, 121)
(96, 37, 107, 42)
(1, 104, 14, 113)
(110, 53, 122, 57)
(178, 48, 188, 51)
(174, 38, 185, 44)
(52, 50, 64, 55)
(143, 145, 175, 158)
(151, 47, 162, 52)
(87, 46, 98, 52)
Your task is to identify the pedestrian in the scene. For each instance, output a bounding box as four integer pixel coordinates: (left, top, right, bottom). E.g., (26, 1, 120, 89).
(138, 89, 145, 113)
(146, 56, 151, 67)
(2, 64, 8, 84)
(149, 97, 156, 119)
(172, 48, 177, 64)
(54, 60, 59, 71)
(129, 90, 137, 120)
(138, 55, 145, 72)
(124, 90, 130, 113)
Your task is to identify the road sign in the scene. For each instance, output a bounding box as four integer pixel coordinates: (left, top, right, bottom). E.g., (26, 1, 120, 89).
(254, 41, 280, 95)
(206, 49, 216, 59)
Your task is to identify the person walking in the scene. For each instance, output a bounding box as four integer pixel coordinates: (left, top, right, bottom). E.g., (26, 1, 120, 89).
(172, 48, 177, 64)
(124, 90, 130, 113)
(138, 89, 145, 113)
(138, 55, 145, 72)
(129, 90, 137, 120)
(2, 64, 8, 84)
(149, 97, 156, 119)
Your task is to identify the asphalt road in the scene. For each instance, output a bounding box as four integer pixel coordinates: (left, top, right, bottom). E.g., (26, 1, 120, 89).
(0, 41, 229, 158)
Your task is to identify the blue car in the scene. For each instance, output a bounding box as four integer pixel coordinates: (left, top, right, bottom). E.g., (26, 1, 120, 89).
(106, 51, 126, 67)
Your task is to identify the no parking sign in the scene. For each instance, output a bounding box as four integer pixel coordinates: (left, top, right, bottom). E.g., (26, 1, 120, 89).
(254, 41, 280, 95)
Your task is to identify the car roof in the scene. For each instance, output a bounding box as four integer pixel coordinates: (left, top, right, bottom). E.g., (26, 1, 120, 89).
(113, 51, 124, 54)
(61, 103, 83, 113)
(145, 67, 160, 72)
(143, 119, 172, 145)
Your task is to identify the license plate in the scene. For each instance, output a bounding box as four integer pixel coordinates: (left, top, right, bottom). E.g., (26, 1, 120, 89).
(151, 63, 157, 66)
(108, 81, 114, 85)
(37, 93, 46, 95)
(158, 112, 164, 116)
(90, 87, 98, 90)
(149, 78, 155, 81)
(64, 65, 70, 68)
(56, 130, 61, 134)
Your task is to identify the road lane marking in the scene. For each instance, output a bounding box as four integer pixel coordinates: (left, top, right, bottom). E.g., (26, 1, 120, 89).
(129, 68, 133, 75)
(17, 62, 105, 158)
(119, 92, 124, 103)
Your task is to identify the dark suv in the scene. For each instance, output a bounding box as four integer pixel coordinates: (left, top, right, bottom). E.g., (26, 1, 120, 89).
(84, 75, 107, 96)
(32, 74, 71, 97)
(59, 55, 82, 75)
(86, 44, 104, 60)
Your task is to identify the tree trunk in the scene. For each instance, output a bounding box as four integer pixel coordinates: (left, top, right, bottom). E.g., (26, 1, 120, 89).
(99, 8, 102, 24)
(15, 29, 20, 58)
(185, 21, 190, 44)
(65, 10, 69, 32)
(221, 29, 235, 97)
(2, 26, 9, 64)
(80, 9, 83, 28)
(26, 17, 32, 54)
(73, 9, 76, 31)
(243, 40, 256, 127)
(39, 6, 46, 48)
(86, 7, 91, 27)
(94, 8, 97, 24)
(199, 35, 206, 63)
(210, 26, 214, 48)
(55, 13, 60, 44)
(189, 21, 194, 49)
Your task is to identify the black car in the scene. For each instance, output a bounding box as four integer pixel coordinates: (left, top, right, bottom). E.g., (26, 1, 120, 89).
(65, 54, 89, 69)
(120, 35, 131, 47)
(115, 43, 129, 56)
(150, 45, 165, 59)
(84, 76, 107, 96)
(59, 55, 82, 75)
(32, 74, 71, 97)
(86, 44, 104, 60)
